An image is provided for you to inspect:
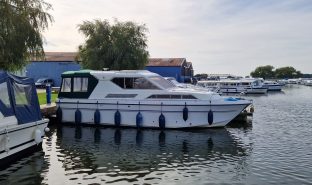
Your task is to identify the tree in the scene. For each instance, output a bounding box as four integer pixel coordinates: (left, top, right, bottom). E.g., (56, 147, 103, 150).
(275, 66, 302, 79)
(77, 19, 149, 70)
(250, 65, 275, 79)
(0, 0, 53, 71)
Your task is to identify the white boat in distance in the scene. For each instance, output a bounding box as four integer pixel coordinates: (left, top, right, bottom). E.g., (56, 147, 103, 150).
(262, 80, 283, 91)
(0, 72, 49, 168)
(196, 78, 268, 94)
(56, 70, 252, 128)
(304, 79, 312, 86)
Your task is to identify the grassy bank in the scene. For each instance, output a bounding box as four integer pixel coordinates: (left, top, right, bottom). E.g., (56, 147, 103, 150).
(37, 92, 58, 105)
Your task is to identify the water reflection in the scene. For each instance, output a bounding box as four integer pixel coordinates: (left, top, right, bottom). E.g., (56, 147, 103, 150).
(50, 125, 252, 184)
(0, 147, 49, 185)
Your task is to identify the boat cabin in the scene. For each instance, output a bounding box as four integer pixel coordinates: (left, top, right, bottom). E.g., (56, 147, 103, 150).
(0, 72, 42, 125)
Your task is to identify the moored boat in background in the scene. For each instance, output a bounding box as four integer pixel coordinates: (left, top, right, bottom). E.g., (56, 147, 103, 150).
(196, 78, 268, 94)
(262, 80, 283, 91)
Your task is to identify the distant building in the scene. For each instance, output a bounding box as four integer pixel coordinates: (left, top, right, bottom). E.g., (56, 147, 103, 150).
(25, 53, 195, 86)
(25, 52, 81, 87)
(145, 58, 194, 83)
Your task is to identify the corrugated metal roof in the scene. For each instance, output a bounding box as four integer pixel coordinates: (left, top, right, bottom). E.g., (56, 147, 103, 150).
(32, 52, 78, 62)
(147, 58, 186, 67)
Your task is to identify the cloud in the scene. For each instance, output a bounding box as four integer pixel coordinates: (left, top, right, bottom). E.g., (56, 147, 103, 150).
(43, 0, 312, 75)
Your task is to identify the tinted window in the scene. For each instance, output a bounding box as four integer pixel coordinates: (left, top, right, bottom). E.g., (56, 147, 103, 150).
(149, 76, 176, 89)
(112, 78, 124, 88)
(147, 94, 197, 99)
(105, 94, 137, 98)
(112, 78, 159, 89)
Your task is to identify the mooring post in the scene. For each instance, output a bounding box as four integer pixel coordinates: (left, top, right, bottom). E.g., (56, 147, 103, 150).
(46, 84, 51, 105)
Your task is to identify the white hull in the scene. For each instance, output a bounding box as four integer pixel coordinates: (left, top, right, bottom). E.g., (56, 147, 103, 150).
(263, 85, 282, 91)
(57, 100, 249, 128)
(0, 119, 49, 161)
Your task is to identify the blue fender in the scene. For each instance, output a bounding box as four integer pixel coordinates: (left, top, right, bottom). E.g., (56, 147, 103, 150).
(159, 113, 166, 129)
(114, 110, 121, 126)
(136, 112, 143, 128)
(208, 110, 213, 125)
(183, 107, 188, 121)
(75, 109, 82, 124)
(94, 109, 101, 124)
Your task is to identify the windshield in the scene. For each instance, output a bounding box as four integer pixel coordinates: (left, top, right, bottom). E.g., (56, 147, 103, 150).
(36, 78, 46, 83)
(149, 76, 176, 89)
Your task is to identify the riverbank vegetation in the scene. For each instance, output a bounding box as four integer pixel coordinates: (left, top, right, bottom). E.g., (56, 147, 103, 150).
(0, 0, 53, 71)
(250, 65, 303, 79)
(77, 19, 149, 70)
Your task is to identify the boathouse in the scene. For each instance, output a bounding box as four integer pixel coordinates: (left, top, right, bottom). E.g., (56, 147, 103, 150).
(26, 52, 81, 87)
(145, 58, 194, 83)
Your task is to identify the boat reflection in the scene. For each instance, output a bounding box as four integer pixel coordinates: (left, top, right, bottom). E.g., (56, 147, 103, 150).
(0, 151, 48, 184)
(56, 126, 252, 176)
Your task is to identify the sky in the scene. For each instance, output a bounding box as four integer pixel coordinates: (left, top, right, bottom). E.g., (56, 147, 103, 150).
(43, 0, 312, 76)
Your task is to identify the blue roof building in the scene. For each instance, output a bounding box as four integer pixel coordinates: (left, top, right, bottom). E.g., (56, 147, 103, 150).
(145, 58, 194, 83)
(26, 52, 81, 87)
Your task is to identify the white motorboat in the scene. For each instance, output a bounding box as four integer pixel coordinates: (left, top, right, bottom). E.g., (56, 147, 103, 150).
(196, 78, 268, 94)
(262, 80, 283, 91)
(56, 70, 252, 128)
(287, 79, 298, 84)
(304, 80, 312, 86)
(0, 72, 49, 168)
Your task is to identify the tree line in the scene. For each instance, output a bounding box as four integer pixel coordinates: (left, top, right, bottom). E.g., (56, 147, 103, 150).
(0, 0, 149, 72)
(250, 65, 303, 79)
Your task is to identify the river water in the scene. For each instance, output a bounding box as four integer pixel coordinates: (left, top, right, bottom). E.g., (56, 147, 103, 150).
(0, 85, 311, 185)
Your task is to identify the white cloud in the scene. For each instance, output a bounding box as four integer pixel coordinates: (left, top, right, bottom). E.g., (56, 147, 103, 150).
(43, 0, 312, 75)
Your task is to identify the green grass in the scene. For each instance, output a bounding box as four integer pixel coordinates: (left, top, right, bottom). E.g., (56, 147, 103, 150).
(37, 92, 58, 105)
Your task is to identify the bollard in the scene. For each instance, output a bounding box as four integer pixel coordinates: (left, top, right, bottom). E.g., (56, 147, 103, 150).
(46, 84, 51, 105)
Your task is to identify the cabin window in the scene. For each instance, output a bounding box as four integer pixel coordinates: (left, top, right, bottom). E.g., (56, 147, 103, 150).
(61, 78, 71, 92)
(149, 76, 176, 89)
(147, 94, 197, 99)
(0, 82, 12, 116)
(105, 94, 137, 98)
(73, 77, 88, 92)
(112, 77, 159, 89)
(242, 82, 250, 86)
(12, 82, 30, 106)
(182, 95, 197, 99)
(170, 95, 181, 99)
(133, 78, 159, 89)
(0, 82, 11, 107)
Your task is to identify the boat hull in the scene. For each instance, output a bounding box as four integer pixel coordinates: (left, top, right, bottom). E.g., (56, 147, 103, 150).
(263, 85, 282, 91)
(0, 119, 49, 168)
(57, 100, 250, 128)
(220, 87, 267, 94)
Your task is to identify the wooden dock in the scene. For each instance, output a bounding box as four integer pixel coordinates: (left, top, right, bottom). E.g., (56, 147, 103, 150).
(40, 103, 57, 118)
